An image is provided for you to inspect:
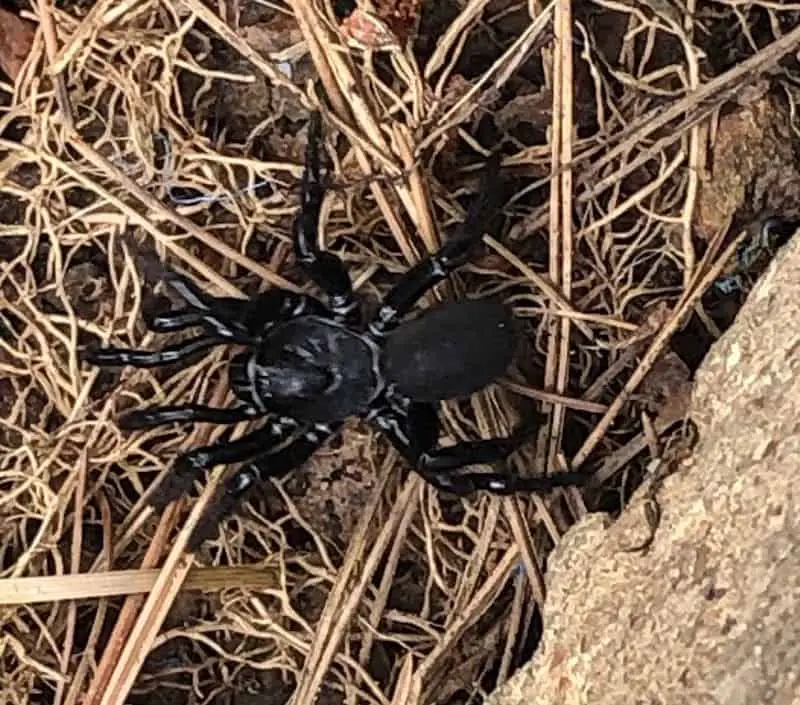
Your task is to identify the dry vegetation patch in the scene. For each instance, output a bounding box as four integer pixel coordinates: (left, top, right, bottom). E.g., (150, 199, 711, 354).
(1, 1, 800, 704)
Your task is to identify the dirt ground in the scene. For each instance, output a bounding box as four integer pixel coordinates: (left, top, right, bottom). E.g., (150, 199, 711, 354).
(1, 1, 800, 705)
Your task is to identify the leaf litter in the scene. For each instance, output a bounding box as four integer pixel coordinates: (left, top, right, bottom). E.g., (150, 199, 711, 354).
(1, 1, 800, 705)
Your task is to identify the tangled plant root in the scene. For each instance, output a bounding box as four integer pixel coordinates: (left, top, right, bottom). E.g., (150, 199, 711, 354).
(1, 1, 800, 704)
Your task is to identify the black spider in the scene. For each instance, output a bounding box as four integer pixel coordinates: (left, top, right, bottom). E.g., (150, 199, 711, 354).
(84, 113, 586, 547)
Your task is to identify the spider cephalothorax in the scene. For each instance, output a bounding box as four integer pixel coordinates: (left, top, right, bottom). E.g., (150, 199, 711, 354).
(85, 113, 586, 546)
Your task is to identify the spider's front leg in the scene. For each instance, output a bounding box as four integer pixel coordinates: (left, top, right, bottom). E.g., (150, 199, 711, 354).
(118, 403, 262, 430)
(369, 153, 504, 337)
(83, 334, 226, 370)
(84, 274, 329, 375)
(293, 112, 358, 323)
(145, 270, 329, 343)
(373, 403, 586, 494)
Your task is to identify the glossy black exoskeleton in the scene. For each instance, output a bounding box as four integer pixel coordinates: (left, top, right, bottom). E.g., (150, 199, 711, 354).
(84, 113, 585, 546)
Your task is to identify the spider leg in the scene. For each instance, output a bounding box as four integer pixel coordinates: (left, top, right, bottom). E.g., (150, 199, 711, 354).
(373, 402, 585, 494)
(369, 153, 504, 336)
(143, 304, 209, 334)
(146, 276, 329, 343)
(293, 112, 358, 323)
(83, 334, 225, 369)
(119, 403, 262, 430)
(188, 423, 339, 548)
(151, 417, 299, 511)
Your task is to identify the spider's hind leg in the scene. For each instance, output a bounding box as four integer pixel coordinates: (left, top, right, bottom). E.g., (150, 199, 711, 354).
(369, 153, 505, 336)
(293, 112, 358, 323)
(373, 402, 586, 495)
(418, 439, 587, 495)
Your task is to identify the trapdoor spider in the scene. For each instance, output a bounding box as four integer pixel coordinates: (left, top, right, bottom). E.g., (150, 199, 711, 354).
(85, 113, 586, 546)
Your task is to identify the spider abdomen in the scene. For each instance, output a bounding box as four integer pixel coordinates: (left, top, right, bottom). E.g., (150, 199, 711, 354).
(382, 298, 516, 402)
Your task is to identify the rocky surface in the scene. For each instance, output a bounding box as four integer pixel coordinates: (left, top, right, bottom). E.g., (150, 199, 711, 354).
(487, 229, 800, 705)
